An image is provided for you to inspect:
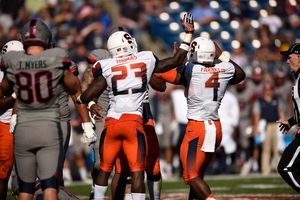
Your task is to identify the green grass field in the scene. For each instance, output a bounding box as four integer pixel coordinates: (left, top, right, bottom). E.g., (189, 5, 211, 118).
(6, 173, 300, 200)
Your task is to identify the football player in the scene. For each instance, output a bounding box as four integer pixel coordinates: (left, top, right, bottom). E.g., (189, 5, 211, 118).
(0, 40, 24, 200)
(155, 37, 245, 200)
(76, 13, 195, 200)
(9, 37, 97, 186)
(1, 19, 79, 200)
(84, 27, 165, 200)
(80, 48, 110, 200)
(108, 27, 165, 200)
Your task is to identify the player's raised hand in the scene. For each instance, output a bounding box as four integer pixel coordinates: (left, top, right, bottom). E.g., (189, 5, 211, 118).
(180, 12, 194, 34)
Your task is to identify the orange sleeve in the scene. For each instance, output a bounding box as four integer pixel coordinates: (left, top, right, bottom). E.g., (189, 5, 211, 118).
(154, 70, 177, 83)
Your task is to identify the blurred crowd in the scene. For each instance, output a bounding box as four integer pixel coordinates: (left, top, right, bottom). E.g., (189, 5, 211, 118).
(1, 0, 300, 182)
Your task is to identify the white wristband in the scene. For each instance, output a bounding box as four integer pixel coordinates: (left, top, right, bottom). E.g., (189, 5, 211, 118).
(88, 101, 96, 110)
(183, 33, 192, 44)
(82, 122, 93, 131)
(179, 43, 190, 51)
(218, 52, 230, 62)
(11, 92, 17, 99)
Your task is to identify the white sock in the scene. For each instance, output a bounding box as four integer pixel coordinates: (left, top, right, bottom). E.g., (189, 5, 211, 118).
(147, 179, 161, 200)
(252, 160, 259, 172)
(165, 164, 172, 174)
(90, 184, 95, 193)
(94, 185, 107, 200)
(79, 167, 88, 181)
(131, 193, 146, 200)
(124, 193, 133, 200)
(63, 168, 72, 181)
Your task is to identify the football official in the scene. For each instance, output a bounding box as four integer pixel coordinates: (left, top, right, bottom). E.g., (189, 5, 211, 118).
(277, 43, 300, 193)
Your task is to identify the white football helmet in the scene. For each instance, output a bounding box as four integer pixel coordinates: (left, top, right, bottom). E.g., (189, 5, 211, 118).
(107, 31, 138, 58)
(187, 37, 215, 64)
(2, 40, 24, 55)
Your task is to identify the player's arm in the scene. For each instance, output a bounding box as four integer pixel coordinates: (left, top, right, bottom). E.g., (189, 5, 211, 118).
(82, 61, 105, 120)
(214, 42, 245, 85)
(0, 74, 18, 135)
(71, 79, 97, 146)
(70, 78, 90, 122)
(73, 79, 103, 120)
(0, 82, 16, 110)
(63, 68, 79, 95)
(77, 75, 107, 105)
(149, 74, 166, 92)
(0, 74, 14, 97)
(81, 63, 94, 92)
(154, 13, 194, 73)
(153, 41, 185, 85)
(155, 70, 183, 85)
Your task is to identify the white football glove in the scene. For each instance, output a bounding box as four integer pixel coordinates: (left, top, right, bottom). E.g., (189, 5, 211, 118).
(82, 122, 97, 146)
(9, 114, 17, 134)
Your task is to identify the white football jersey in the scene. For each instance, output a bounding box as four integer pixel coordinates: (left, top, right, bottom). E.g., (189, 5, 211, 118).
(178, 62, 235, 121)
(92, 51, 157, 119)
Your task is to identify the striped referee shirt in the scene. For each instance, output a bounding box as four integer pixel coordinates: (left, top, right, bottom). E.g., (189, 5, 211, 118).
(292, 69, 300, 125)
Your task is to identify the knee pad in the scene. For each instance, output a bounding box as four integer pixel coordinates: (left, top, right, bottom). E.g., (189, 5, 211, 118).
(19, 178, 35, 195)
(41, 175, 59, 191)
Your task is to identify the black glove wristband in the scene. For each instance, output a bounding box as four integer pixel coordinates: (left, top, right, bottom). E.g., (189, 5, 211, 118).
(288, 117, 297, 126)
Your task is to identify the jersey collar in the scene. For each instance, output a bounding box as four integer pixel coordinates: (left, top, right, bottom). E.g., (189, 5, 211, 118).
(295, 68, 300, 79)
